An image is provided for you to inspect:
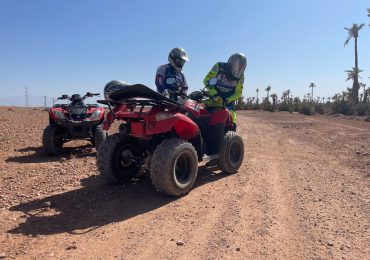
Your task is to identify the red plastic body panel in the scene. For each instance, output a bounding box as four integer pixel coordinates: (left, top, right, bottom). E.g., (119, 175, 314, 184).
(208, 109, 232, 126)
(49, 106, 104, 122)
(104, 98, 234, 139)
(183, 99, 232, 127)
(183, 100, 205, 117)
(48, 107, 63, 121)
(103, 112, 114, 130)
(131, 121, 146, 137)
(145, 113, 199, 140)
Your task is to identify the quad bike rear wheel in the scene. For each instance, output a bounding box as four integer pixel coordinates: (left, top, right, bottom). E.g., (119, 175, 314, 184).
(97, 134, 141, 183)
(93, 124, 107, 150)
(150, 138, 198, 196)
(218, 131, 244, 174)
(42, 124, 64, 155)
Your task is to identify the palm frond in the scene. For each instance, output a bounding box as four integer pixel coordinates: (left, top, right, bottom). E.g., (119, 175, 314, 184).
(344, 23, 365, 45)
(344, 37, 351, 46)
(345, 67, 363, 81)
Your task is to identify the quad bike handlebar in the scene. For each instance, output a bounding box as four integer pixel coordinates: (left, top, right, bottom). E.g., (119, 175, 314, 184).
(57, 92, 100, 100)
(84, 92, 100, 98)
(188, 88, 217, 101)
(58, 94, 70, 100)
(166, 87, 214, 102)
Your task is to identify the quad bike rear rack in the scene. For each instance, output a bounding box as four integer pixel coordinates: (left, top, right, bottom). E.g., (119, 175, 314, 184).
(97, 98, 187, 119)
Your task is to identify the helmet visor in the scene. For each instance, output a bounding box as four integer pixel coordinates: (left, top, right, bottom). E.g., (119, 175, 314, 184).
(228, 53, 247, 78)
(231, 61, 245, 78)
(175, 58, 186, 68)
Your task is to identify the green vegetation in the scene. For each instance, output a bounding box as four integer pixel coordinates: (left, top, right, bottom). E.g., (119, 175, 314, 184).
(238, 84, 370, 116)
(237, 8, 370, 117)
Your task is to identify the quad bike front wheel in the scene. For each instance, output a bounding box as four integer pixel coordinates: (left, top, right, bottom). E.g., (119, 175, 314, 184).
(97, 134, 141, 183)
(42, 124, 64, 155)
(218, 131, 244, 174)
(150, 138, 198, 196)
(92, 124, 107, 150)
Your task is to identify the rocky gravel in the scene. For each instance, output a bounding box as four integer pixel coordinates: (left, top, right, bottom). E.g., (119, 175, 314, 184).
(0, 107, 369, 259)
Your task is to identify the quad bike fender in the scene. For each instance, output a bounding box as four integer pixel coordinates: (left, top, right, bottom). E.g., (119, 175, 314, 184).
(48, 107, 64, 122)
(102, 104, 128, 131)
(88, 107, 105, 121)
(146, 113, 199, 140)
(102, 112, 114, 130)
(208, 109, 232, 126)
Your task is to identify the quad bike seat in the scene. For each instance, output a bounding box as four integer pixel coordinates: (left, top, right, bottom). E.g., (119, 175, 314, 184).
(109, 84, 179, 105)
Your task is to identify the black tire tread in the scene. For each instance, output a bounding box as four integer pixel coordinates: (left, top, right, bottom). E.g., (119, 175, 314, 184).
(150, 138, 198, 196)
(218, 131, 244, 174)
(93, 124, 107, 150)
(42, 124, 62, 155)
(97, 134, 137, 183)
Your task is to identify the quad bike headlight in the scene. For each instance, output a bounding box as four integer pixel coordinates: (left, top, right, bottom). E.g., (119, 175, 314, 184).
(53, 110, 66, 119)
(89, 110, 102, 121)
(155, 112, 175, 121)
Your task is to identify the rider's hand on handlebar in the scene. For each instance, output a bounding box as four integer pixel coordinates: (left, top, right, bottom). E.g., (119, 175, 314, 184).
(215, 96, 226, 107)
(215, 96, 224, 103)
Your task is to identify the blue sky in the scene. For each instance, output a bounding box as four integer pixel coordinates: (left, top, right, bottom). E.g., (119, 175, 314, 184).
(1, 0, 370, 106)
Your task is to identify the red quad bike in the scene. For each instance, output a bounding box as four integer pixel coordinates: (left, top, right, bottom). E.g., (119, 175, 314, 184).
(97, 84, 244, 196)
(43, 92, 107, 155)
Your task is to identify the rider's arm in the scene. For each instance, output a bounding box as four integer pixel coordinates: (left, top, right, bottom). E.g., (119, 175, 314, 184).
(226, 75, 244, 103)
(155, 66, 166, 94)
(181, 73, 189, 95)
(203, 63, 219, 96)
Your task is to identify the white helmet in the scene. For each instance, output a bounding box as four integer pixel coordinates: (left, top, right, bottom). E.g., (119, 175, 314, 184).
(168, 47, 189, 72)
(227, 53, 247, 78)
(104, 80, 130, 101)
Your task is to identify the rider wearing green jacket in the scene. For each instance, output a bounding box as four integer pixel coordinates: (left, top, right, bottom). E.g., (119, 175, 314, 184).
(203, 53, 247, 125)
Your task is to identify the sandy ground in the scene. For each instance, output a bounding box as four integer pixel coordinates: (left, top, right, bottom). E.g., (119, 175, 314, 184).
(0, 107, 369, 259)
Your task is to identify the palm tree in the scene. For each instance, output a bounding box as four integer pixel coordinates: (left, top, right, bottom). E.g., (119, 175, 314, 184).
(293, 97, 300, 104)
(271, 93, 278, 107)
(256, 88, 259, 104)
(236, 96, 244, 110)
(265, 85, 271, 100)
(344, 23, 365, 103)
(363, 88, 369, 103)
(281, 91, 287, 102)
(333, 94, 339, 103)
(309, 83, 316, 101)
(345, 67, 363, 96)
(360, 82, 366, 95)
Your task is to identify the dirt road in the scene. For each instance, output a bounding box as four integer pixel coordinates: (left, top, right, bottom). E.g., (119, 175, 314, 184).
(0, 108, 369, 259)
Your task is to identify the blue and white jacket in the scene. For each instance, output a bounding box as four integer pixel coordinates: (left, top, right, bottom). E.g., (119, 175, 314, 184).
(155, 63, 188, 98)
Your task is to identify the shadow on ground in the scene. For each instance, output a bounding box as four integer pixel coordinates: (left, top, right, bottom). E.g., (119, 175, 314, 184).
(8, 166, 230, 236)
(5, 145, 96, 164)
